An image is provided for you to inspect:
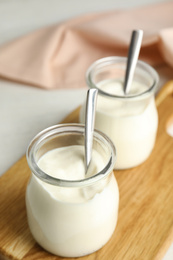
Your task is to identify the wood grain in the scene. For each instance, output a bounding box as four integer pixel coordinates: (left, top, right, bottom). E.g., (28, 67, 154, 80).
(0, 81, 173, 260)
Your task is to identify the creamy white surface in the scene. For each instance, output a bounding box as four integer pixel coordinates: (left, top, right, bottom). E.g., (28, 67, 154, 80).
(26, 145, 119, 257)
(38, 145, 105, 180)
(80, 79, 158, 169)
(37, 145, 107, 202)
(96, 79, 149, 116)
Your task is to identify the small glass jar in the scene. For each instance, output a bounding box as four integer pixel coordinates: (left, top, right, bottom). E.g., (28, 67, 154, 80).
(80, 56, 159, 169)
(26, 123, 119, 257)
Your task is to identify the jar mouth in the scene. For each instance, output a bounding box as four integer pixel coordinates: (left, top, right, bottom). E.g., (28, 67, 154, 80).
(86, 56, 159, 100)
(26, 124, 116, 187)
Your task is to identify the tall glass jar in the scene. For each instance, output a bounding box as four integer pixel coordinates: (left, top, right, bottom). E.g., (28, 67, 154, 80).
(26, 123, 119, 257)
(80, 57, 159, 169)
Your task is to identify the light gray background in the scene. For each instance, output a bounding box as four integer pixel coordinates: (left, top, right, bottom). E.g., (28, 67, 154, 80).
(0, 0, 172, 259)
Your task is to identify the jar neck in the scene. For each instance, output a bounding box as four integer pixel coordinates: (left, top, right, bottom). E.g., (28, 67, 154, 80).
(86, 57, 159, 101)
(27, 124, 116, 188)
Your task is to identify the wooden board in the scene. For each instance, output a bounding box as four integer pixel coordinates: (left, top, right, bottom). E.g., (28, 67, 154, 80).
(0, 81, 173, 260)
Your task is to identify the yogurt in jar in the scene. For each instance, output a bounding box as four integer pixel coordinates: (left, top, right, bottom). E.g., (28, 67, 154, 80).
(80, 79, 158, 169)
(26, 143, 119, 257)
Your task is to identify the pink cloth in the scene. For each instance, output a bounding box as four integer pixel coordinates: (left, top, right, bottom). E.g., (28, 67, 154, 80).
(0, 1, 172, 89)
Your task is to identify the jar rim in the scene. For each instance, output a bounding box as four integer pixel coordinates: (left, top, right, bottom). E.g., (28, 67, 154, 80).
(86, 56, 159, 100)
(26, 123, 116, 187)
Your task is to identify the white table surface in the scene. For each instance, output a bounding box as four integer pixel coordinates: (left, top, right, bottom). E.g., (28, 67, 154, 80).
(0, 0, 172, 259)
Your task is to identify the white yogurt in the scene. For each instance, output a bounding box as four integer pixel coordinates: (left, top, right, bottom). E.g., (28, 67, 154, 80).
(26, 145, 119, 257)
(80, 79, 158, 169)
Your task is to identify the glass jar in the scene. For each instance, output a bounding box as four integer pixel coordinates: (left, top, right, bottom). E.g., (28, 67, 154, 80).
(80, 56, 159, 169)
(26, 123, 119, 257)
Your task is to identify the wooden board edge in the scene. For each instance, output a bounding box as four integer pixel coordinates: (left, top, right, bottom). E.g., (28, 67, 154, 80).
(156, 80, 173, 107)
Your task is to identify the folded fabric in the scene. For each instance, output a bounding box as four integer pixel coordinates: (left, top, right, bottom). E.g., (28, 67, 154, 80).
(0, 1, 172, 89)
